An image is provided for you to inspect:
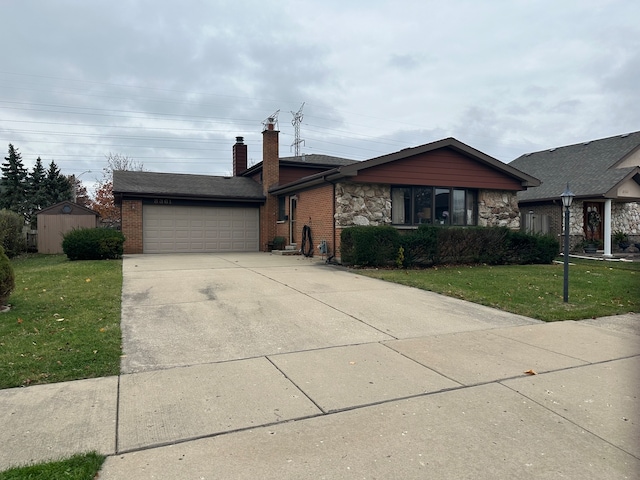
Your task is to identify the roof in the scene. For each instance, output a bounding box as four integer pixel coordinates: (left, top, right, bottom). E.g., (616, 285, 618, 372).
(113, 170, 265, 201)
(37, 200, 98, 216)
(242, 154, 356, 176)
(271, 137, 540, 194)
(510, 131, 640, 202)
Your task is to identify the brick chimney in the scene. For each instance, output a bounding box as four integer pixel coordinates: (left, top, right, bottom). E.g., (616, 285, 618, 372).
(261, 117, 279, 250)
(262, 118, 279, 193)
(232, 136, 247, 176)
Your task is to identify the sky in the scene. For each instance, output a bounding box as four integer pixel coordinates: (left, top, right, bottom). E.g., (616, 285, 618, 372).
(1, 0, 639, 192)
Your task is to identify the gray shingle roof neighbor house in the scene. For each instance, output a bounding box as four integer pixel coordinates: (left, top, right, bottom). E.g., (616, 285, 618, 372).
(113, 170, 265, 201)
(510, 131, 640, 203)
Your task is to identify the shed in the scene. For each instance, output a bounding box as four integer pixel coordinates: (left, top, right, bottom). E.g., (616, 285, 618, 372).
(36, 201, 99, 254)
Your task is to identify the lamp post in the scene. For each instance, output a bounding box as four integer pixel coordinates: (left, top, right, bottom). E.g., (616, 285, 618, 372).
(560, 184, 575, 303)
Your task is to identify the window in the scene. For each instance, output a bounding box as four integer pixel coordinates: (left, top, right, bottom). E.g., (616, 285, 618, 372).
(391, 186, 477, 226)
(277, 196, 286, 221)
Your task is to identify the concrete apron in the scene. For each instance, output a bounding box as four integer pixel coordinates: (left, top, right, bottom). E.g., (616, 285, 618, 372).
(0, 253, 637, 478)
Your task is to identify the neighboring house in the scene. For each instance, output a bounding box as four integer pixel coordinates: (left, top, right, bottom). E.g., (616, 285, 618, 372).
(510, 131, 640, 256)
(115, 120, 540, 256)
(36, 201, 99, 254)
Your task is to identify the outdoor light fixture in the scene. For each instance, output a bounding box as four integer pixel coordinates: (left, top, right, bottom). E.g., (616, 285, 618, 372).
(560, 183, 574, 302)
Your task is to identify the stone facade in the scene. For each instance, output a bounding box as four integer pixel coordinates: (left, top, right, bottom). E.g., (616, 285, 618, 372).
(478, 190, 520, 229)
(335, 182, 391, 227)
(612, 201, 640, 237)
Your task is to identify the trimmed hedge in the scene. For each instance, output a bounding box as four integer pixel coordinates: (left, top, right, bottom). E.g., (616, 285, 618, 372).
(0, 245, 15, 305)
(0, 209, 27, 258)
(62, 228, 125, 260)
(341, 225, 559, 268)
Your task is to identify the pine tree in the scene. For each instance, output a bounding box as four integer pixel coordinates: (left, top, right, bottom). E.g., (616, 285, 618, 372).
(44, 160, 72, 204)
(26, 157, 49, 227)
(0, 144, 28, 218)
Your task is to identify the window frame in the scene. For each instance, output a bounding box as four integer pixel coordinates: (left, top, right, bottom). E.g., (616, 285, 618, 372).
(391, 186, 477, 227)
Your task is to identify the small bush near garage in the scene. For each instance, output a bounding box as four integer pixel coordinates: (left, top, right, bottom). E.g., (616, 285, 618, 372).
(62, 228, 125, 260)
(340, 225, 401, 267)
(0, 209, 27, 258)
(342, 225, 558, 267)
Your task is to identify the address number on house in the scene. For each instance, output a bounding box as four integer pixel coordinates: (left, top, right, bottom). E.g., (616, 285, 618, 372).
(153, 199, 172, 205)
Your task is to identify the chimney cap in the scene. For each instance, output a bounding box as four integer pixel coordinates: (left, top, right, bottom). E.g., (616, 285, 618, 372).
(235, 136, 244, 144)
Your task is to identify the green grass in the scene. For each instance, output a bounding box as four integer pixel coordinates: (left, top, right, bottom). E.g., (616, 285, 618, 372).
(0, 254, 122, 389)
(0, 452, 104, 480)
(358, 258, 640, 321)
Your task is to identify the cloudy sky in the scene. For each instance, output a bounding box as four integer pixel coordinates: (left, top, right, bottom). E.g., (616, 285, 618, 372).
(1, 0, 639, 190)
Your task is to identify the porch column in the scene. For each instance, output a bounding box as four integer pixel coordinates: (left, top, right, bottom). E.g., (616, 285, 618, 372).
(603, 199, 612, 257)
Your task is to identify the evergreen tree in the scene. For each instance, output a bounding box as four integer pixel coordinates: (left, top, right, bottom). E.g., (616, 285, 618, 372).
(0, 144, 28, 219)
(26, 157, 49, 227)
(44, 160, 72, 204)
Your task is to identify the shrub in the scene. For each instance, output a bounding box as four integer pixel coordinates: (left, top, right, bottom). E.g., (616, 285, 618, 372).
(340, 226, 401, 266)
(0, 245, 15, 306)
(62, 228, 125, 260)
(0, 209, 27, 258)
(400, 225, 439, 267)
(504, 231, 559, 264)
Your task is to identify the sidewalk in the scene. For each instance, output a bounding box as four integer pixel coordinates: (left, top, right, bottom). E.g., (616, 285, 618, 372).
(1, 254, 638, 478)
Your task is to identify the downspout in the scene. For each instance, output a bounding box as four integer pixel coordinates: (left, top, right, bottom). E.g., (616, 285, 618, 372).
(603, 199, 612, 257)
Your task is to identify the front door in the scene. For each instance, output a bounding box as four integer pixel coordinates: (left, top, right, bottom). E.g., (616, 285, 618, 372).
(583, 202, 603, 241)
(289, 196, 297, 244)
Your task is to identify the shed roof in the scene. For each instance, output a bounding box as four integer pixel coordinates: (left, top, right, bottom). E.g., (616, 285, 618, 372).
(37, 200, 98, 216)
(510, 131, 640, 202)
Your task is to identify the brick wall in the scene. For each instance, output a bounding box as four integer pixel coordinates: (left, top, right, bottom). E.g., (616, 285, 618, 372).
(294, 184, 335, 256)
(121, 199, 143, 254)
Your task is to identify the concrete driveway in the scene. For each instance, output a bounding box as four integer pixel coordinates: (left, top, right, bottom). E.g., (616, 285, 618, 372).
(2, 253, 638, 478)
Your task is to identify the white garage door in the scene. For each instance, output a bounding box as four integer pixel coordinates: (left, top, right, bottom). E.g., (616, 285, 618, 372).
(143, 204, 259, 253)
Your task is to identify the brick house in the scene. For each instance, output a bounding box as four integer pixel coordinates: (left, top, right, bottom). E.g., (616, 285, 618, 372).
(510, 131, 640, 256)
(115, 120, 540, 257)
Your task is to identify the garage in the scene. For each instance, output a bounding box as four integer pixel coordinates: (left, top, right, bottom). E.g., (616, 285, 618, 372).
(143, 204, 259, 254)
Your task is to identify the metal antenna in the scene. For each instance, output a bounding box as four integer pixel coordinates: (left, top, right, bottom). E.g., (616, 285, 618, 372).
(290, 102, 305, 159)
(262, 110, 280, 131)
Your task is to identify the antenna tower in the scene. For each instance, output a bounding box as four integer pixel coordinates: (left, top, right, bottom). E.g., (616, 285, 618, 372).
(291, 102, 305, 158)
(262, 110, 280, 131)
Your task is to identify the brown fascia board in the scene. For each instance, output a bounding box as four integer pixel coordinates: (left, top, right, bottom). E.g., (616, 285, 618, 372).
(272, 137, 540, 193)
(119, 192, 265, 203)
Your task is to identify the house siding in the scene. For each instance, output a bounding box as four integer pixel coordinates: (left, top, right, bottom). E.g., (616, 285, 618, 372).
(121, 199, 143, 254)
(352, 148, 524, 191)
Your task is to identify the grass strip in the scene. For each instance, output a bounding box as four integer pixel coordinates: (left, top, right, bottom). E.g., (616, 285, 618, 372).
(0, 254, 122, 389)
(358, 258, 639, 321)
(0, 452, 105, 479)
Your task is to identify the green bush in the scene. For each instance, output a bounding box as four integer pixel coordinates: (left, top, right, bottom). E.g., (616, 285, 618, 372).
(340, 225, 401, 266)
(0, 245, 15, 306)
(342, 225, 558, 268)
(0, 209, 27, 258)
(504, 230, 559, 264)
(399, 225, 439, 267)
(62, 228, 125, 260)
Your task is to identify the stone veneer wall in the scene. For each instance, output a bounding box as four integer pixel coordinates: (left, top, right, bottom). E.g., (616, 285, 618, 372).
(478, 190, 520, 229)
(612, 201, 640, 237)
(335, 182, 391, 226)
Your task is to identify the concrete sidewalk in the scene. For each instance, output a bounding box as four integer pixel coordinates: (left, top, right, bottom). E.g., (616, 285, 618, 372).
(1, 253, 638, 478)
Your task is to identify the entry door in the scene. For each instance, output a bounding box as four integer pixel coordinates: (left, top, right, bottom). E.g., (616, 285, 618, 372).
(583, 202, 603, 241)
(289, 196, 297, 244)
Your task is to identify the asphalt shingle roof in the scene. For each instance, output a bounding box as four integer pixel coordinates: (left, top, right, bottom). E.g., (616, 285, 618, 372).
(113, 170, 265, 201)
(509, 131, 640, 202)
(279, 154, 358, 167)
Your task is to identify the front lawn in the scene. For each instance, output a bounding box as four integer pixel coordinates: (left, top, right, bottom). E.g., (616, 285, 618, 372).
(358, 258, 640, 321)
(0, 255, 122, 389)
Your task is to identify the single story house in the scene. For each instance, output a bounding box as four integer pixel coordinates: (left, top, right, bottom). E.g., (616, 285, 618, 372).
(114, 120, 540, 257)
(510, 131, 640, 256)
